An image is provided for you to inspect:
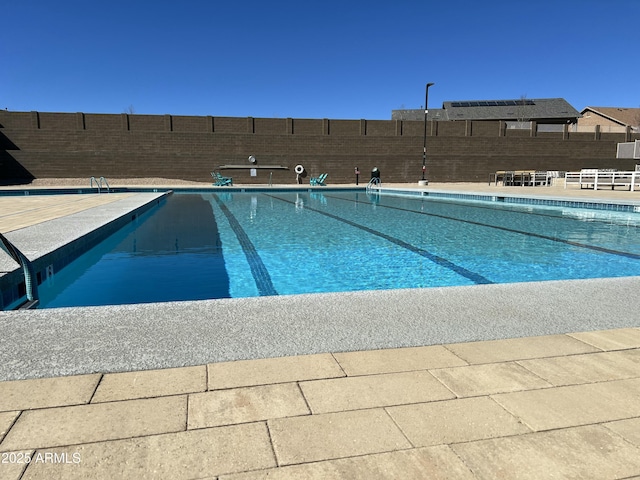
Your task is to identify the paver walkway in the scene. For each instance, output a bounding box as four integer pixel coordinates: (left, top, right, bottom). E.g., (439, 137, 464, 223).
(0, 194, 134, 233)
(1, 328, 640, 479)
(1, 182, 640, 479)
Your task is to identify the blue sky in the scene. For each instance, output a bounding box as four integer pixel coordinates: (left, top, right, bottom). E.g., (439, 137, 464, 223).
(3, 0, 639, 119)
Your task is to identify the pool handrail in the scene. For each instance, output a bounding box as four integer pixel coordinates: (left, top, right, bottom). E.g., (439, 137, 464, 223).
(366, 177, 380, 192)
(0, 232, 39, 309)
(90, 176, 111, 193)
(99, 177, 110, 192)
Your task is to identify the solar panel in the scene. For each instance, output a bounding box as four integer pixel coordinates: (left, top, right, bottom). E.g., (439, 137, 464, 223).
(447, 99, 536, 108)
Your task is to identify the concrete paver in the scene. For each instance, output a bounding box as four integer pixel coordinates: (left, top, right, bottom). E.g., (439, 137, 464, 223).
(91, 365, 206, 403)
(19, 423, 276, 480)
(430, 362, 552, 397)
(299, 370, 455, 414)
(188, 383, 310, 429)
(451, 425, 640, 480)
(0, 396, 187, 451)
(445, 334, 600, 364)
(0, 374, 100, 412)
(219, 445, 476, 480)
(0, 411, 19, 443)
(517, 349, 640, 386)
(332, 345, 467, 376)
(268, 409, 412, 466)
(568, 327, 640, 351)
(387, 396, 531, 446)
(492, 377, 640, 431)
(0, 450, 31, 480)
(208, 353, 345, 390)
(603, 417, 640, 447)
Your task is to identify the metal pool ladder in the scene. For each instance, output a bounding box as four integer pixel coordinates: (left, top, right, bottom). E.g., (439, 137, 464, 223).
(0, 232, 39, 309)
(90, 176, 111, 193)
(366, 177, 380, 192)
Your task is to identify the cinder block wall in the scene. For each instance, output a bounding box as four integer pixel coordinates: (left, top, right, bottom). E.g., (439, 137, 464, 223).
(1, 111, 638, 185)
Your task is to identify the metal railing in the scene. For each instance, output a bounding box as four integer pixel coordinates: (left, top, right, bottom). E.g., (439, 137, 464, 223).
(90, 176, 111, 193)
(0, 233, 39, 309)
(365, 177, 380, 192)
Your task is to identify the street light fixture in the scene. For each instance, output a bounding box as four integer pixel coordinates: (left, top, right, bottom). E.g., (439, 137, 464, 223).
(421, 82, 435, 185)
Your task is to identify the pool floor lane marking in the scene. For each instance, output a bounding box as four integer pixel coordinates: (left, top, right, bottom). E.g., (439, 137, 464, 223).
(213, 195, 278, 296)
(264, 194, 493, 285)
(324, 193, 640, 261)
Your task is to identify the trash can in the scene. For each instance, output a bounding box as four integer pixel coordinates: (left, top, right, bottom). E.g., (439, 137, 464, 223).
(370, 167, 380, 185)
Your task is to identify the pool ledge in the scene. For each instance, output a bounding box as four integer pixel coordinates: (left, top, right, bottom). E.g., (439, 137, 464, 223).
(376, 186, 640, 212)
(1, 275, 639, 381)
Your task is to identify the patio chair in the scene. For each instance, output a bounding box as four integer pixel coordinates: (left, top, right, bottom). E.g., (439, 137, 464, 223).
(211, 171, 233, 186)
(310, 173, 328, 186)
(533, 171, 550, 186)
(502, 171, 515, 186)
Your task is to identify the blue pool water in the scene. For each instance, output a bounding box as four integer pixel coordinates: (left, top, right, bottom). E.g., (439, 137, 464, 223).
(37, 190, 640, 308)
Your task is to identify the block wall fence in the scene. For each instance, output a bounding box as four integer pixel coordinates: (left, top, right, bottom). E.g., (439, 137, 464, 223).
(1, 110, 639, 185)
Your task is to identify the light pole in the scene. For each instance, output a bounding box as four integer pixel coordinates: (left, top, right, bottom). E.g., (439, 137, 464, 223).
(420, 82, 435, 185)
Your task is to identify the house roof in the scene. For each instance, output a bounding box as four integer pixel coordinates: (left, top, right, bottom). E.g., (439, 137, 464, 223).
(392, 98, 581, 122)
(581, 107, 640, 127)
(443, 98, 580, 122)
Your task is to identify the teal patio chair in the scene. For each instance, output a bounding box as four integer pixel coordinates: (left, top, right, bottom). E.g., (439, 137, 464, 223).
(310, 173, 328, 186)
(211, 171, 233, 186)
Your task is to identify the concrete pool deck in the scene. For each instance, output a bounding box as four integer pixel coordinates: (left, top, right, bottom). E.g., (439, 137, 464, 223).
(1, 181, 640, 479)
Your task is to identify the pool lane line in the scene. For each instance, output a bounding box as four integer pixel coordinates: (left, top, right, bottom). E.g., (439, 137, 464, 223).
(212, 194, 278, 296)
(323, 193, 640, 261)
(263, 194, 493, 285)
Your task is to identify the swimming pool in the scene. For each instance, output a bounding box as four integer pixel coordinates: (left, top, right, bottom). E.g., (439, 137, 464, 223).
(36, 190, 640, 308)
